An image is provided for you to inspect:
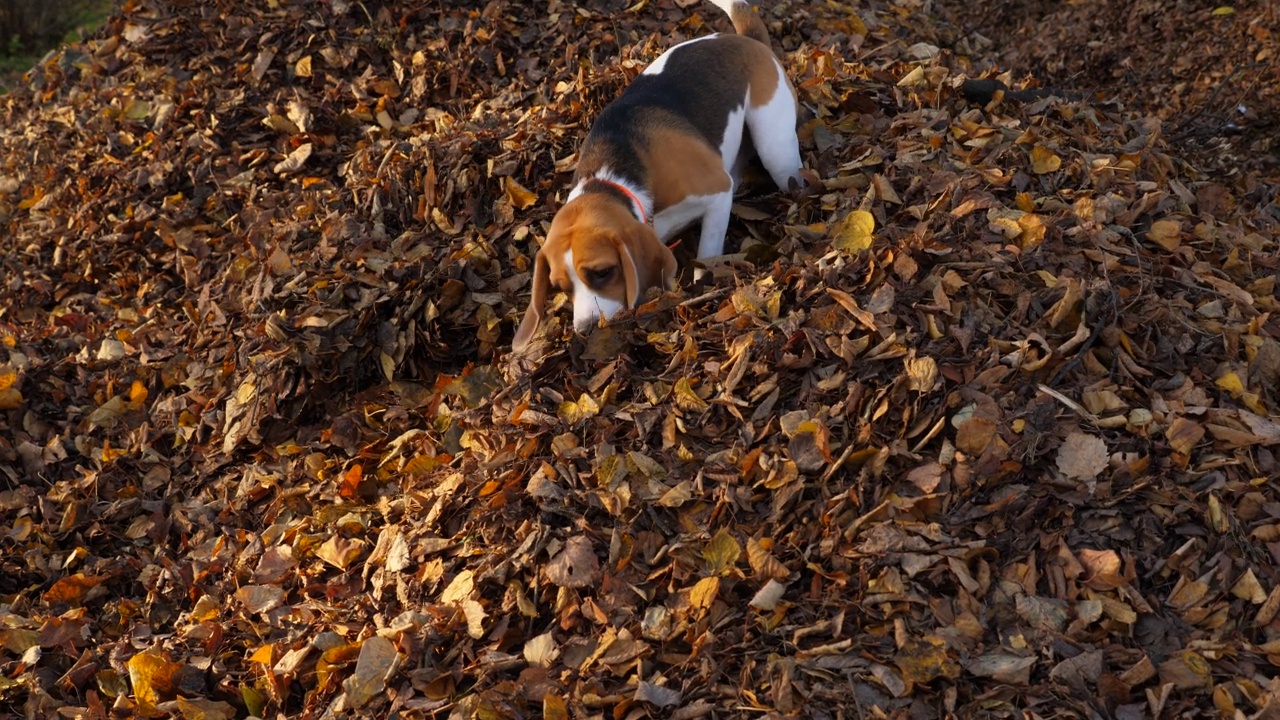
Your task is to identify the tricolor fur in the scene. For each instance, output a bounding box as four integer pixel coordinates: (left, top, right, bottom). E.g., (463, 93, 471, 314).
(513, 0, 803, 350)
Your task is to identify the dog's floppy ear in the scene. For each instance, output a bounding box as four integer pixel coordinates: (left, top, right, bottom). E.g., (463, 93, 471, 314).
(658, 237, 677, 291)
(607, 233, 643, 308)
(513, 250, 551, 350)
(619, 224, 678, 304)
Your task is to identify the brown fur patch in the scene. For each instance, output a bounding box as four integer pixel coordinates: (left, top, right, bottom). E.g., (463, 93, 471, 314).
(740, 38, 782, 109)
(637, 125, 733, 210)
(727, 2, 772, 49)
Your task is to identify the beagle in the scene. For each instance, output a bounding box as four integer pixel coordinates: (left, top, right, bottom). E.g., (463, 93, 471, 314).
(512, 0, 804, 350)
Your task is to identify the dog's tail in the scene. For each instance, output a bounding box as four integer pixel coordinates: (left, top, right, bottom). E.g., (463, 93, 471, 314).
(708, 0, 772, 48)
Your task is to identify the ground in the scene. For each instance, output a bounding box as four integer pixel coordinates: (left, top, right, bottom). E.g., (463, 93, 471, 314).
(1, 0, 1279, 718)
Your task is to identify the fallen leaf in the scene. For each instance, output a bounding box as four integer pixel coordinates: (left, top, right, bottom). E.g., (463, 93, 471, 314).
(523, 632, 560, 668)
(504, 177, 537, 209)
(547, 536, 599, 588)
(965, 652, 1036, 684)
(235, 585, 286, 615)
(127, 649, 177, 711)
(274, 142, 313, 174)
(1147, 219, 1182, 251)
(343, 636, 400, 709)
(1055, 431, 1108, 481)
(833, 210, 876, 254)
(635, 681, 682, 708)
(1029, 145, 1061, 174)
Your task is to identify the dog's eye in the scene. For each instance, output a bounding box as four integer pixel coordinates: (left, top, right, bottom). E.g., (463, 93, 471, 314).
(583, 266, 617, 288)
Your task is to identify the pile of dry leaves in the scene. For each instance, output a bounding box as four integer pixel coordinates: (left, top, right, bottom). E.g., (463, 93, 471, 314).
(2, 0, 1279, 717)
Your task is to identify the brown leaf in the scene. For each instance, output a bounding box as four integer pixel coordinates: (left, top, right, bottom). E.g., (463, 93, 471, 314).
(1055, 431, 1108, 481)
(235, 585, 286, 615)
(965, 652, 1036, 684)
(1029, 145, 1062, 174)
(1147, 219, 1182, 251)
(1165, 417, 1205, 456)
(547, 536, 599, 588)
(896, 636, 960, 685)
(1078, 548, 1127, 590)
(343, 636, 400, 709)
(503, 177, 537, 209)
(42, 574, 108, 606)
(635, 681, 682, 708)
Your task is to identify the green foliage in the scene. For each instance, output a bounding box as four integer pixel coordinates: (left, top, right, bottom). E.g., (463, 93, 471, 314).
(0, 0, 112, 74)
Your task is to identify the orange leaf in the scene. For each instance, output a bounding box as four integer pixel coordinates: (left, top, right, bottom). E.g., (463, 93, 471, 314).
(339, 464, 364, 500)
(42, 573, 108, 606)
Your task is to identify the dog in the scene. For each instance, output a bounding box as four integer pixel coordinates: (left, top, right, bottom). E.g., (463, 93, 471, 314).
(512, 0, 804, 351)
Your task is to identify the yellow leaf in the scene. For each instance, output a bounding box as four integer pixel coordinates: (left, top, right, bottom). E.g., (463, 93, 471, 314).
(834, 210, 875, 254)
(895, 635, 960, 685)
(441, 569, 475, 604)
(1212, 6, 1235, 15)
(1147, 219, 1182, 251)
(1018, 213, 1046, 249)
(316, 535, 365, 570)
(295, 55, 313, 77)
(904, 355, 938, 393)
(702, 529, 742, 576)
(175, 696, 237, 720)
(896, 65, 925, 87)
(689, 576, 720, 611)
(1029, 145, 1061, 174)
(543, 694, 570, 720)
(747, 536, 789, 580)
(404, 454, 440, 476)
(504, 177, 538, 210)
(673, 377, 709, 413)
(1215, 371, 1244, 396)
(101, 440, 129, 463)
(0, 387, 21, 410)
(248, 645, 275, 665)
(127, 650, 174, 711)
(1165, 416, 1205, 456)
(0, 368, 15, 390)
(558, 393, 600, 423)
(1231, 568, 1267, 603)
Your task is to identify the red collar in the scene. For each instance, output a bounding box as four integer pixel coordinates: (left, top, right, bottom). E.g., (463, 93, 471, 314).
(595, 178, 648, 225)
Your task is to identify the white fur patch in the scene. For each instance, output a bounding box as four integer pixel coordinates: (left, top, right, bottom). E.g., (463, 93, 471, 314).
(654, 191, 728, 245)
(642, 35, 718, 77)
(718, 104, 747, 175)
(745, 60, 804, 190)
(565, 248, 625, 331)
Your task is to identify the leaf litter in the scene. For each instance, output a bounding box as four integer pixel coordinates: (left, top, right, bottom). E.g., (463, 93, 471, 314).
(1, 0, 1279, 717)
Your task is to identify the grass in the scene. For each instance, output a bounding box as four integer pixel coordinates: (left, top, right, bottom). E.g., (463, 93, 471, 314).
(1, 0, 116, 92)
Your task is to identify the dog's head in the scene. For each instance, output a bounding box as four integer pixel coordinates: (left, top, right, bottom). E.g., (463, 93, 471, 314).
(513, 194, 676, 350)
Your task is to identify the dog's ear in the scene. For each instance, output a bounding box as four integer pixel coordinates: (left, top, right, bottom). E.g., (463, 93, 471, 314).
(621, 223, 678, 302)
(658, 236, 677, 291)
(607, 232, 642, 308)
(513, 250, 550, 350)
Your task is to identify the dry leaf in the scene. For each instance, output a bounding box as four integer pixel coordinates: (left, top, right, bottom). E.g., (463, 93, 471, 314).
(834, 210, 876, 254)
(343, 636, 400, 709)
(1029, 145, 1062, 174)
(547, 536, 599, 588)
(1147, 219, 1182, 251)
(1055, 431, 1108, 481)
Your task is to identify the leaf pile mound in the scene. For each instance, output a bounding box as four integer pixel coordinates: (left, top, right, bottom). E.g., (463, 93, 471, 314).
(2, 0, 1280, 717)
